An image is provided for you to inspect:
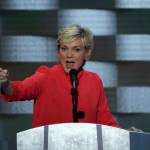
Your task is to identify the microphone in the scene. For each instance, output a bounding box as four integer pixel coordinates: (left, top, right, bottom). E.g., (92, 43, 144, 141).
(69, 69, 78, 122)
(69, 69, 78, 89)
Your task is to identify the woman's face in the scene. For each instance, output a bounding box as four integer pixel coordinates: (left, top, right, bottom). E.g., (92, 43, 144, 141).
(57, 38, 91, 74)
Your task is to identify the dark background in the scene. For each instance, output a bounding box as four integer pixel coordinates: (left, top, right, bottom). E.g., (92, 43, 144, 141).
(1, 0, 150, 148)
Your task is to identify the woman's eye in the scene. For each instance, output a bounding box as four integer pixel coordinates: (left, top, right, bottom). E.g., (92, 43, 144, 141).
(60, 47, 67, 51)
(73, 48, 81, 52)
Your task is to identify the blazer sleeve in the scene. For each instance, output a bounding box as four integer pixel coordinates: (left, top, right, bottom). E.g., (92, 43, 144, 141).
(0, 70, 46, 102)
(96, 75, 120, 128)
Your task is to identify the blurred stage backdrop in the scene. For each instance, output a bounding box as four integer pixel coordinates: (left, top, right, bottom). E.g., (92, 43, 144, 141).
(1, 0, 150, 146)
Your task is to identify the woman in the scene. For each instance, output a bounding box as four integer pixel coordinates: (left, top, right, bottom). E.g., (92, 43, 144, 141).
(0, 24, 120, 128)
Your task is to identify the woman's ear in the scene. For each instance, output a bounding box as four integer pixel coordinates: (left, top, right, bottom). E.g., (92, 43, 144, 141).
(85, 55, 90, 60)
(85, 49, 92, 60)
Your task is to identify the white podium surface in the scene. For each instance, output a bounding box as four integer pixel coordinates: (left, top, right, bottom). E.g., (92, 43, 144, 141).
(17, 123, 131, 150)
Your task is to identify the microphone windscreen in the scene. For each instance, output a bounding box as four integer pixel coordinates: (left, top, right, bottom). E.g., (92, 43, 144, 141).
(69, 69, 77, 76)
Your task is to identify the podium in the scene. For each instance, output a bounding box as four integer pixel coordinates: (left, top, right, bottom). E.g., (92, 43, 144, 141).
(3, 123, 150, 150)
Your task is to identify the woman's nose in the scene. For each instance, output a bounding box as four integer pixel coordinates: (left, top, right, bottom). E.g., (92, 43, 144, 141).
(67, 49, 73, 58)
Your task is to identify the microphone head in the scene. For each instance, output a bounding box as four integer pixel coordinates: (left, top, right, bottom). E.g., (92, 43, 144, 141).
(69, 69, 77, 76)
(69, 69, 78, 88)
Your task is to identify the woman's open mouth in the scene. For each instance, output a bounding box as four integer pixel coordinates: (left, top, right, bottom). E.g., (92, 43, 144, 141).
(66, 61, 74, 69)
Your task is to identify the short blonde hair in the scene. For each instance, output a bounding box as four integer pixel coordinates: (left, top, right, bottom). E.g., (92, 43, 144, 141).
(57, 24, 93, 51)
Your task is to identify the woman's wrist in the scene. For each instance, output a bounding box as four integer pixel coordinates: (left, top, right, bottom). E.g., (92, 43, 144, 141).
(1, 80, 13, 96)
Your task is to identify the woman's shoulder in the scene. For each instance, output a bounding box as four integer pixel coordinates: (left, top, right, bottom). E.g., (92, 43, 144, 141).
(35, 64, 59, 74)
(83, 70, 103, 88)
(83, 69, 100, 78)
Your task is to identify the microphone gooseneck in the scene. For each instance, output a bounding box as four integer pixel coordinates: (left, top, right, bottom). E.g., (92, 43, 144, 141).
(69, 69, 78, 122)
(69, 69, 78, 89)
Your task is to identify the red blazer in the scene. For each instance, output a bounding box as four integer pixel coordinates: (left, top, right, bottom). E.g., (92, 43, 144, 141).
(1, 64, 120, 128)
